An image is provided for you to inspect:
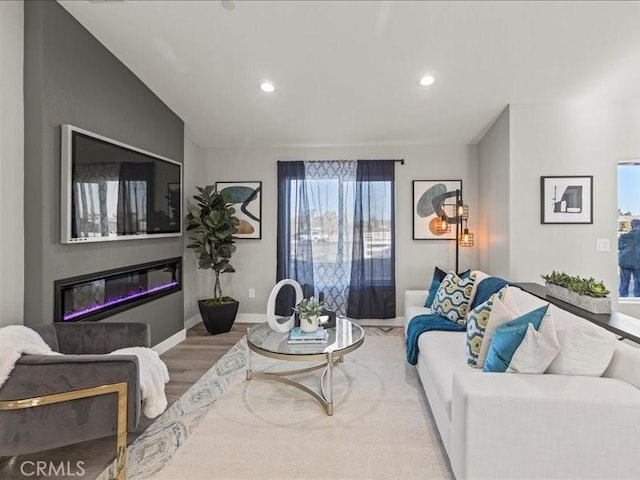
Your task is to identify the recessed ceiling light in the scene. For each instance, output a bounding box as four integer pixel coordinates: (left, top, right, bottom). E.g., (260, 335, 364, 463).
(221, 0, 235, 11)
(419, 75, 435, 87)
(260, 81, 275, 93)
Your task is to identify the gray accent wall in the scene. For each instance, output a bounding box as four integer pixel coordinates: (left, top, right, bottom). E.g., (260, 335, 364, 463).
(24, 1, 184, 345)
(478, 106, 510, 278)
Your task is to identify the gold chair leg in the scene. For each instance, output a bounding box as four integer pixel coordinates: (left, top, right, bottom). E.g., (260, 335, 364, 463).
(0, 382, 129, 480)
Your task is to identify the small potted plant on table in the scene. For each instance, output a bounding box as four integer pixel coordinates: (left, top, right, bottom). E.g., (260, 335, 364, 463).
(292, 297, 325, 333)
(186, 185, 240, 334)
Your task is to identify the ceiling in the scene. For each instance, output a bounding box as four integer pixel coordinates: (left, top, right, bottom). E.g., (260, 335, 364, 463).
(59, 1, 640, 148)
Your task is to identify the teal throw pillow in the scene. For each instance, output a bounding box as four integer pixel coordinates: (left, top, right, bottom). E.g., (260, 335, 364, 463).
(483, 304, 549, 373)
(425, 267, 471, 308)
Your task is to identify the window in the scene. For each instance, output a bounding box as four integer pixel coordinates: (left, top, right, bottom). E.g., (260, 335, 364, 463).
(277, 160, 395, 319)
(618, 162, 640, 300)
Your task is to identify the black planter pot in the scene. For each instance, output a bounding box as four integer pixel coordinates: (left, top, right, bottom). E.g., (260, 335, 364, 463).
(198, 299, 239, 335)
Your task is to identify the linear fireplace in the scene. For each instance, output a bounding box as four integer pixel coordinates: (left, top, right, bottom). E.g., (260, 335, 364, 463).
(54, 257, 182, 323)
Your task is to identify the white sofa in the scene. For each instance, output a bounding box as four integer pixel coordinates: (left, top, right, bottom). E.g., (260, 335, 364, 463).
(404, 284, 640, 480)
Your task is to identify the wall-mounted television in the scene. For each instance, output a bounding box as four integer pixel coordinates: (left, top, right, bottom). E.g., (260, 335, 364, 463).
(61, 124, 182, 244)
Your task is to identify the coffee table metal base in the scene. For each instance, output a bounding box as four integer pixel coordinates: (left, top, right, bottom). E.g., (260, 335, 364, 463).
(246, 351, 344, 416)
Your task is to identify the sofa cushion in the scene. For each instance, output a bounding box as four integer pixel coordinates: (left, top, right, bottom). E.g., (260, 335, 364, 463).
(418, 330, 479, 419)
(431, 272, 476, 325)
(506, 285, 549, 313)
(604, 340, 640, 389)
(466, 287, 508, 367)
(546, 320, 617, 376)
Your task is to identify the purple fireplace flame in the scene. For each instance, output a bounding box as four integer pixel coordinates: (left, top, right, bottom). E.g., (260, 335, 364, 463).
(62, 281, 179, 321)
(55, 257, 182, 323)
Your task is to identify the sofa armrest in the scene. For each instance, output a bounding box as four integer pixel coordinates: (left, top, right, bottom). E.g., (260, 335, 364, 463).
(405, 290, 428, 309)
(54, 322, 151, 354)
(1, 354, 141, 431)
(450, 371, 640, 480)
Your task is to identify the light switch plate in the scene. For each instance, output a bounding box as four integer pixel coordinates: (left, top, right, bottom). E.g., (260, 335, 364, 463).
(596, 238, 610, 252)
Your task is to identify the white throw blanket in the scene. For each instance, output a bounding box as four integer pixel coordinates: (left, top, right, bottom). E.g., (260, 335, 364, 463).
(109, 347, 170, 418)
(0, 325, 170, 419)
(0, 325, 60, 388)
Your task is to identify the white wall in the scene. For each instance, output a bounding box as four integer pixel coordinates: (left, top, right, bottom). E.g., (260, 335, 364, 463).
(478, 106, 510, 278)
(202, 144, 478, 318)
(0, 1, 24, 327)
(508, 103, 620, 291)
(183, 137, 210, 322)
(481, 102, 640, 318)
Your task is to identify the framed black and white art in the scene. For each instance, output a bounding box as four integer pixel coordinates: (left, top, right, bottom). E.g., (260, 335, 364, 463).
(540, 176, 593, 224)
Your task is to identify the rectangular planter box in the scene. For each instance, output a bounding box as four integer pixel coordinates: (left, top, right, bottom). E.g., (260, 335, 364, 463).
(545, 283, 611, 314)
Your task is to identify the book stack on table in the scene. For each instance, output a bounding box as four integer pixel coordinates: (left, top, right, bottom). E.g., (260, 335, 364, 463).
(287, 327, 329, 344)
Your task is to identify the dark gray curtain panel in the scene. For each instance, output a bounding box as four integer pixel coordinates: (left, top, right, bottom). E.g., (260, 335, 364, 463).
(347, 160, 396, 319)
(276, 161, 315, 316)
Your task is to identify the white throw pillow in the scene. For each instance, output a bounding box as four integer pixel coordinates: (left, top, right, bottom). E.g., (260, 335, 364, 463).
(507, 315, 561, 374)
(476, 291, 520, 368)
(546, 323, 617, 376)
(467, 270, 490, 311)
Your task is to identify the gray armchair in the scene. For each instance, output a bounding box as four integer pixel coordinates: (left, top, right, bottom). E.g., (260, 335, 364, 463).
(0, 322, 150, 456)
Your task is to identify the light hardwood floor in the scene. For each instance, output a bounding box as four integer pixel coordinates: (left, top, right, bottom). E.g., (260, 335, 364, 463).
(0, 322, 249, 480)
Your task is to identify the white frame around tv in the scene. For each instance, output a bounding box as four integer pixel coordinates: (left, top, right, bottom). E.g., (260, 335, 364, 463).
(60, 124, 183, 244)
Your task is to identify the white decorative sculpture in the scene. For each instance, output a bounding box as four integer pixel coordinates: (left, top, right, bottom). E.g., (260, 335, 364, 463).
(266, 279, 303, 333)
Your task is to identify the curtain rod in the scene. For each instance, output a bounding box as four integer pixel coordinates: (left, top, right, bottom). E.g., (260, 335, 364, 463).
(358, 159, 404, 165)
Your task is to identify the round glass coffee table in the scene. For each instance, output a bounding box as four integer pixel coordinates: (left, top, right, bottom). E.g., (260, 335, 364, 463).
(246, 318, 365, 416)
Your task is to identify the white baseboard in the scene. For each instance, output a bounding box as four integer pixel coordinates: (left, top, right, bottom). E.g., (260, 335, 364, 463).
(185, 314, 202, 330)
(236, 313, 267, 324)
(356, 316, 405, 327)
(153, 329, 186, 354)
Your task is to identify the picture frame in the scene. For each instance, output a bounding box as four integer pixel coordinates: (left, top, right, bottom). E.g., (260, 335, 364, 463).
(215, 181, 262, 239)
(412, 179, 462, 240)
(540, 176, 593, 224)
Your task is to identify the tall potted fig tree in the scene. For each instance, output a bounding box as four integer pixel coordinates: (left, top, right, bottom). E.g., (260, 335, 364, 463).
(186, 185, 240, 334)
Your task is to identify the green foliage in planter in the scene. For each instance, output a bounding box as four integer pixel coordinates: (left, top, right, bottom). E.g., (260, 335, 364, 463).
(186, 185, 240, 302)
(202, 296, 237, 307)
(541, 271, 610, 298)
(292, 297, 324, 319)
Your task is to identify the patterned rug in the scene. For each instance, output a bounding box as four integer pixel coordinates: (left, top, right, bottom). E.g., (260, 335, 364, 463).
(97, 327, 452, 480)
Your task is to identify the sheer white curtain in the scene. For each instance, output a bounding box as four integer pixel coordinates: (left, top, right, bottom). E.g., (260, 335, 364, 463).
(303, 161, 356, 314)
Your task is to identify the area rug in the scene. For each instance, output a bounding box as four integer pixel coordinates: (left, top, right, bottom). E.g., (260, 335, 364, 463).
(98, 327, 453, 480)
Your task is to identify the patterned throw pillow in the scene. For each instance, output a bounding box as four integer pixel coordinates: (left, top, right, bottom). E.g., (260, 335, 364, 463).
(424, 267, 471, 307)
(466, 287, 508, 367)
(431, 272, 476, 325)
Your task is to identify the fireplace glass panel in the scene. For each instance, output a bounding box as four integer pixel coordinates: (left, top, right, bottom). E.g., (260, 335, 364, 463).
(55, 258, 181, 323)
